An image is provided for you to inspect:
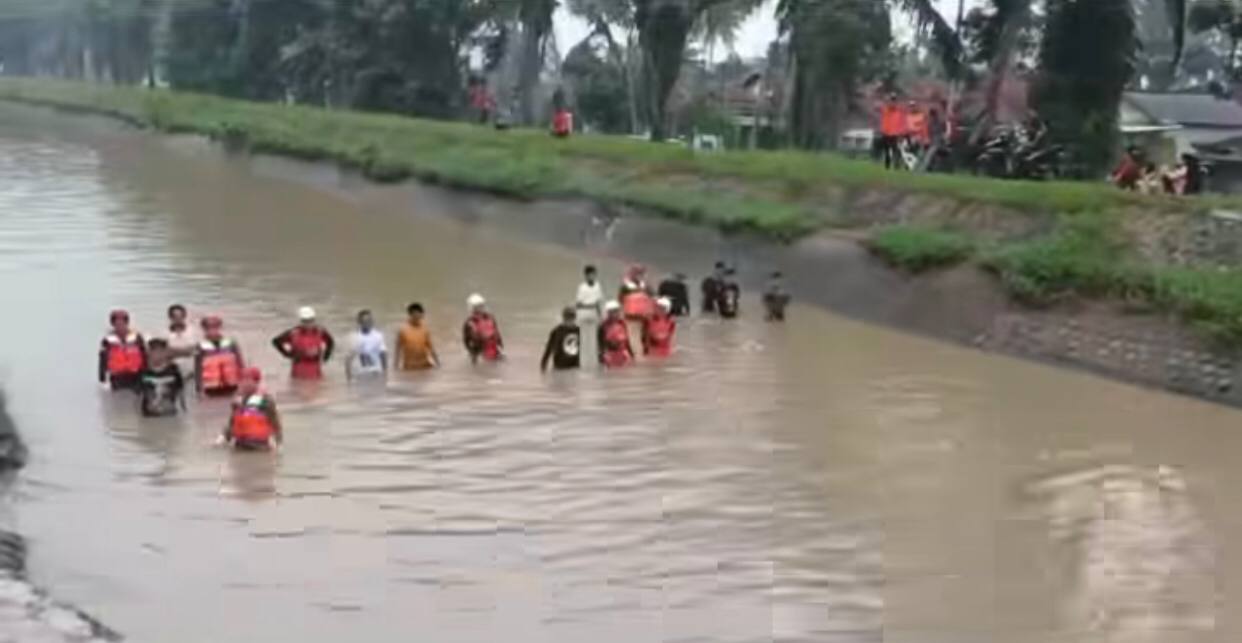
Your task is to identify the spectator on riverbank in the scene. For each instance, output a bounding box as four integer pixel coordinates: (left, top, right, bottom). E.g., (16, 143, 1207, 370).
(877, 94, 908, 169)
(1112, 146, 1144, 190)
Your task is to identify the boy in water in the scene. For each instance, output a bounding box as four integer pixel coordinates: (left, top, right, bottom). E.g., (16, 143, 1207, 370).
(138, 339, 186, 417)
(541, 307, 582, 372)
(220, 368, 283, 451)
(395, 303, 439, 370)
(763, 271, 791, 322)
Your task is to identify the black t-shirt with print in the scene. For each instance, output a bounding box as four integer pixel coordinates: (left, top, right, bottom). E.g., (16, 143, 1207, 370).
(139, 364, 185, 417)
(541, 323, 582, 370)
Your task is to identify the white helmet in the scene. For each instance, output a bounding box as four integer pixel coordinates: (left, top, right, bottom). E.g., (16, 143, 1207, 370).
(298, 306, 317, 321)
(467, 293, 486, 308)
(657, 297, 673, 311)
(604, 300, 621, 313)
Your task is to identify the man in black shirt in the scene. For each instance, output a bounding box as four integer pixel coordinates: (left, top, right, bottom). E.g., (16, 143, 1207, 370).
(541, 307, 582, 371)
(718, 268, 741, 319)
(763, 271, 791, 322)
(700, 262, 725, 314)
(138, 339, 186, 417)
(657, 273, 691, 317)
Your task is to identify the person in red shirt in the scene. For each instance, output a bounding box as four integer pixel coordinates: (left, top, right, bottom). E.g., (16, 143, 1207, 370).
(906, 101, 930, 148)
(462, 294, 504, 363)
(99, 310, 147, 391)
(272, 307, 335, 380)
(1112, 146, 1145, 190)
(642, 298, 677, 357)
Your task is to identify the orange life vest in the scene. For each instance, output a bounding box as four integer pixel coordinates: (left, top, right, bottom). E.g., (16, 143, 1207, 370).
(104, 333, 145, 376)
(553, 110, 573, 136)
(231, 394, 274, 443)
(907, 110, 929, 144)
(621, 282, 653, 319)
(200, 338, 241, 391)
(469, 314, 501, 360)
(289, 326, 327, 379)
(644, 314, 675, 357)
(601, 320, 632, 368)
(880, 104, 907, 137)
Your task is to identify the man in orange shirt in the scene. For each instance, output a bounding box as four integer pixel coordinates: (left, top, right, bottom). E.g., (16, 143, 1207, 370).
(877, 93, 908, 169)
(906, 101, 930, 149)
(395, 302, 440, 370)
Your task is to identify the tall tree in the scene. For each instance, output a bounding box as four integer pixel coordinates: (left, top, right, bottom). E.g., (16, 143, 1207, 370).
(1034, 0, 1139, 174)
(778, 0, 891, 149)
(1187, 0, 1242, 79)
(515, 0, 558, 124)
(566, 0, 640, 131)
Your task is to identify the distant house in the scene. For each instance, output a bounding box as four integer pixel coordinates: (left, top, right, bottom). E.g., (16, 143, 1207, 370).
(1120, 91, 1242, 159)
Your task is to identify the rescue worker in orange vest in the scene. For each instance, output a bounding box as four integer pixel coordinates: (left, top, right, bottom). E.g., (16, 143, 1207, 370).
(598, 301, 634, 368)
(642, 297, 677, 358)
(99, 309, 147, 391)
(219, 368, 282, 451)
(619, 264, 655, 320)
(877, 93, 908, 170)
(462, 294, 504, 364)
(271, 307, 335, 380)
(195, 316, 245, 397)
(552, 108, 573, 138)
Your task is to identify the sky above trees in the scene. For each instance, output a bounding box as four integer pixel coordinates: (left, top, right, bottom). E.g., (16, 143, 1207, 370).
(552, 0, 984, 61)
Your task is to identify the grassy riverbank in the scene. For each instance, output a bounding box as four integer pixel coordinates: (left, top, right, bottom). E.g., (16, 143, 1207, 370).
(3, 78, 1241, 346)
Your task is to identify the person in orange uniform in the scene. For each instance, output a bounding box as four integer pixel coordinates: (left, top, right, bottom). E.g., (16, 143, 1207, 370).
(220, 368, 282, 451)
(642, 297, 677, 358)
(877, 93, 908, 169)
(195, 316, 245, 397)
(598, 301, 634, 368)
(395, 302, 440, 370)
(619, 264, 655, 320)
(272, 307, 335, 380)
(99, 310, 147, 391)
(462, 294, 504, 363)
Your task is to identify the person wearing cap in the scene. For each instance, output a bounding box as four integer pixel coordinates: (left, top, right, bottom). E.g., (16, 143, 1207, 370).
(597, 301, 634, 368)
(272, 307, 335, 379)
(657, 273, 691, 317)
(642, 297, 677, 357)
(541, 307, 582, 372)
(619, 264, 655, 320)
(99, 309, 147, 391)
(220, 368, 282, 450)
(196, 315, 245, 397)
(395, 302, 439, 371)
(462, 294, 504, 363)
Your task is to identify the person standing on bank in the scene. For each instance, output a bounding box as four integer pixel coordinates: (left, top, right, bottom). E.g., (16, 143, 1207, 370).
(395, 303, 439, 371)
(346, 309, 388, 381)
(657, 273, 691, 316)
(272, 307, 335, 380)
(541, 307, 582, 372)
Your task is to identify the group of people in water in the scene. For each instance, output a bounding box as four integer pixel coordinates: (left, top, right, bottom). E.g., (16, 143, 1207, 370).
(98, 262, 790, 450)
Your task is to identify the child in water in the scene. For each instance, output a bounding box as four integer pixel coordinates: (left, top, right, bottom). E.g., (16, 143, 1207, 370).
(219, 368, 283, 451)
(138, 339, 186, 417)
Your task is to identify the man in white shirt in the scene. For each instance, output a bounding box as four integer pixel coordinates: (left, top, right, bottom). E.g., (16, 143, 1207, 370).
(575, 265, 605, 324)
(346, 309, 388, 381)
(165, 304, 199, 379)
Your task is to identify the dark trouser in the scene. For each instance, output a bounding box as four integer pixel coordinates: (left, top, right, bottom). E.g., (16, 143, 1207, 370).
(879, 136, 902, 169)
(203, 386, 238, 398)
(233, 439, 271, 451)
(109, 374, 142, 391)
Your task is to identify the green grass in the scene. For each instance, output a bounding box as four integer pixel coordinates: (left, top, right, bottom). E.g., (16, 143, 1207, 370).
(867, 225, 975, 271)
(0, 77, 1209, 242)
(7, 78, 1242, 346)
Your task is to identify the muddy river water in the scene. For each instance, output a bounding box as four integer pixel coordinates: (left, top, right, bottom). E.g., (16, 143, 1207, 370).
(0, 103, 1239, 643)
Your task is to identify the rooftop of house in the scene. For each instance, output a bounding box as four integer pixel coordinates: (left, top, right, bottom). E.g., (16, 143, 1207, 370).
(1123, 91, 1242, 129)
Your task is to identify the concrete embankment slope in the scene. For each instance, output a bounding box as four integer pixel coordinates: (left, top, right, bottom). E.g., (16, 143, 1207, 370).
(1, 78, 1241, 407)
(0, 394, 119, 642)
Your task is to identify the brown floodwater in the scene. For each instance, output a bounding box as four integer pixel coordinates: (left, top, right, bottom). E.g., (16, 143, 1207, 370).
(0, 103, 1239, 643)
